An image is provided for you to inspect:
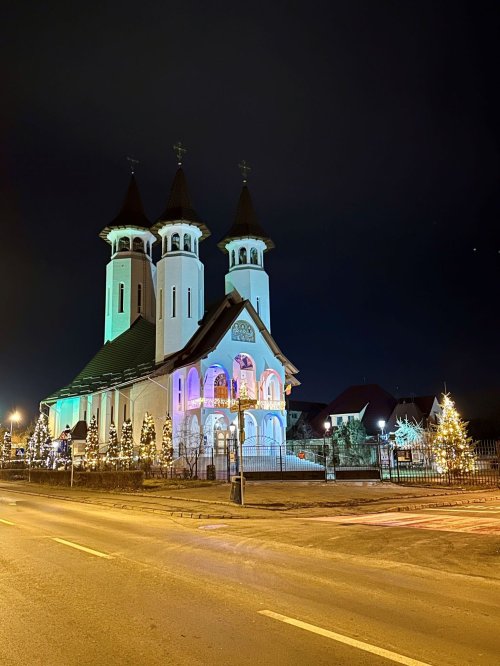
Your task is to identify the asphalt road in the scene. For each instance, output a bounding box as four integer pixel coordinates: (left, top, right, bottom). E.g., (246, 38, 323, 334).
(1, 490, 499, 666)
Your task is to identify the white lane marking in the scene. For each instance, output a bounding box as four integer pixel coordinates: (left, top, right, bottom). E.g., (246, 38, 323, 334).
(52, 538, 113, 559)
(0, 518, 15, 526)
(259, 610, 433, 666)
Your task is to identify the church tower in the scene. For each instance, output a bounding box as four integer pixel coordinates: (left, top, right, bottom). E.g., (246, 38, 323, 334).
(100, 170, 156, 343)
(152, 147, 210, 362)
(218, 164, 274, 331)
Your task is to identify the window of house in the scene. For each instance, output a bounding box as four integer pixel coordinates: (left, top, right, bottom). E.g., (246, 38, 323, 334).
(159, 289, 163, 319)
(177, 377, 182, 410)
(183, 234, 191, 252)
(96, 408, 100, 425)
(239, 247, 247, 264)
(256, 297, 260, 315)
(231, 250, 235, 267)
(171, 233, 180, 251)
(110, 405, 114, 424)
(187, 288, 191, 318)
(123, 403, 127, 421)
(347, 415, 354, 422)
(250, 248, 258, 264)
(336, 416, 343, 426)
(133, 237, 143, 252)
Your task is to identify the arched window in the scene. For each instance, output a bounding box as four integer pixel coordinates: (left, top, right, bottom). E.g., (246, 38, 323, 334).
(250, 248, 258, 265)
(183, 234, 191, 252)
(239, 247, 247, 264)
(187, 287, 192, 318)
(162, 237, 167, 254)
(171, 233, 180, 251)
(118, 283, 125, 313)
(231, 250, 236, 267)
(133, 237, 143, 253)
(137, 283, 142, 314)
(171, 286, 176, 317)
(146, 241, 151, 255)
(118, 237, 130, 252)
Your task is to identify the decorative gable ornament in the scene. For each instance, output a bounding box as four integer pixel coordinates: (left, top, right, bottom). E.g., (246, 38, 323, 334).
(231, 320, 255, 343)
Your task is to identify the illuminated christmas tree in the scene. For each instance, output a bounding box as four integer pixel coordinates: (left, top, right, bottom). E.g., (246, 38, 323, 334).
(432, 394, 476, 475)
(159, 413, 173, 470)
(138, 412, 156, 470)
(85, 415, 100, 470)
(1, 431, 12, 465)
(26, 412, 52, 467)
(106, 422, 120, 468)
(120, 419, 134, 469)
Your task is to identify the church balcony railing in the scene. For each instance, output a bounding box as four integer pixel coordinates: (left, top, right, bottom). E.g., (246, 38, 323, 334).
(186, 397, 286, 411)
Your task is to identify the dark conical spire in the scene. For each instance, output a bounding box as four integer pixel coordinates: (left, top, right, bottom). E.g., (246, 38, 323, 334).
(217, 184, 274, 252)
(152, 167, 210, 239)
(100, 174, 151, 241)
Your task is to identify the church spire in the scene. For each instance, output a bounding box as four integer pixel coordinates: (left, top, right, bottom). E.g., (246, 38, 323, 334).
(217, 166, 274, 252)
(152, 145, 210, 239)
(100, 172, 150, 241)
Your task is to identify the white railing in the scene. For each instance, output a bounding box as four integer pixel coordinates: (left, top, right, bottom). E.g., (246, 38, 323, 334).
(186, 396, 285, 411)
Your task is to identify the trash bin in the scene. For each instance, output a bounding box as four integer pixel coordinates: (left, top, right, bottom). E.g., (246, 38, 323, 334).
(206, 464, 216, 481)
(230, 475, 245, 504)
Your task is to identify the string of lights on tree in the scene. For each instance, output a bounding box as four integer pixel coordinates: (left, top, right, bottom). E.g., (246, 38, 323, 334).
(432, 394, 476, 475)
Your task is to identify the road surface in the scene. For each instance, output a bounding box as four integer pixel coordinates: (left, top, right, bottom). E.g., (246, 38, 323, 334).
(1, 489, 499, 665)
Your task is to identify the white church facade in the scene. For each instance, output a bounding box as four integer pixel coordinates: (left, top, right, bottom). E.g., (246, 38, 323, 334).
(44, 156, 299, 460)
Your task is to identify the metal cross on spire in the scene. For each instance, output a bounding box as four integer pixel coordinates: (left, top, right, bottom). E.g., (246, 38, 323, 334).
(238, 160, 251, 184)
(126, 156, 140, 174)
(173, 142, 187, 166)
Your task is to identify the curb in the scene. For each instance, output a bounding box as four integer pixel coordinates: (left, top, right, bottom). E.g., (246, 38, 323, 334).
(389, 496, 500, 512)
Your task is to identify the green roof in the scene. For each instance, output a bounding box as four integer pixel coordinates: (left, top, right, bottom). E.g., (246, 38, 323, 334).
(44, 317, 156, 402)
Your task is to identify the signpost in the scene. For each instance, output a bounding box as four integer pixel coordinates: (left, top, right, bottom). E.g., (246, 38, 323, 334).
(229, 396, 257, 506)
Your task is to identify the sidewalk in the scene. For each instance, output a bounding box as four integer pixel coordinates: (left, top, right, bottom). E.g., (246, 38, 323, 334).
(1, 480, 499, 519)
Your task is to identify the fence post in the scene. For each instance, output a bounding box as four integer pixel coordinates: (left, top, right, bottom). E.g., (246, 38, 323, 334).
(226, 447, 230, 483)
(279, 445, 283, 481)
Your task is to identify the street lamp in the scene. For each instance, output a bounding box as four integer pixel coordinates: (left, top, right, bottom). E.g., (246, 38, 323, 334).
(9, 410, 21, 435)
(378, 419, 386, 437)
(323, 419, 332, 483)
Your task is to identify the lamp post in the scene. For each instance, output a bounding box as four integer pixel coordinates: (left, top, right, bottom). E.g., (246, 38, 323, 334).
(323, 420, 332, 483)
(9, 411, 21, 436)
(377, 420, 386, 439)
(229, 423, 237, 474)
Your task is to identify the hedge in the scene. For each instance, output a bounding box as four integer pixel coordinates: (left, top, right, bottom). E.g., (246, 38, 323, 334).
(0, 469, 144, 490)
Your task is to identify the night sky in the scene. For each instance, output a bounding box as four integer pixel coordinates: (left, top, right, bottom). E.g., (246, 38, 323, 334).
(2, 1, 500, 425)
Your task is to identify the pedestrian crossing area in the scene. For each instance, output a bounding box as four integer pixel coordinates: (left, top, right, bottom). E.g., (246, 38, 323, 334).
(311, 510, 500, 535)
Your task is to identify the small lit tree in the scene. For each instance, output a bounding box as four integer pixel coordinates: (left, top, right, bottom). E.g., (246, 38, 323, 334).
(159, 413, 174, 473)
(120, 419, 134, 469)
(176, 418, 203, 479)
(432, 394, 476, 476)
(85, 415, 100, 470)
(394, 417, 425, 448)
(26, 412, 52, 468)
(1, 431, 12, 466)
(106, 422, 120, 469)
(331, 420, 371, 466)
(138, 412, 156, 475)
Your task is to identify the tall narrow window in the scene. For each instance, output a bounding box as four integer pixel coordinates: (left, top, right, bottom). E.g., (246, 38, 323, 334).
(96, 408, 100, 426)
(171, 233, 180, 251)
(256, 297, 260, 315)
(84, 410, 87, 422)
(172, 286, 176, 317)
(118, 283, 125, 313)
(159, 289, 163, 319)
(183, 234, 191, 252)
(123, 403, 127, 421)
(187, 288, 192, 318)
(163, 237, 167, 254)
(231, 250, 236, 267)
(239, 247, 247, 264)
(110, 405, 114, 424)
(177, 377, 182, 410)
(137, 283, 142, 314)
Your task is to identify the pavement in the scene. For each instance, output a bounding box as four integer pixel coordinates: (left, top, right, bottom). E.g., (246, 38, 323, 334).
(1, 479, 499, 519)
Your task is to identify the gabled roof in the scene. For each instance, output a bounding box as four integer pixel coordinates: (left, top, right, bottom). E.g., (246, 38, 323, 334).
(44, 317, 156, 402)
(288, 400, 327, 416)
(153, 290, 299, 385)
(99, 174, 151, 242)
(218, 185, 274, 252)
(398, 395, 437, 416)
(315, 384, 397, 436)
(152, 167, 210, 240)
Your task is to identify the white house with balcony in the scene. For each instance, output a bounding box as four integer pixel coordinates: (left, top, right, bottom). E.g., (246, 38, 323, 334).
(43, 156, 299, 460)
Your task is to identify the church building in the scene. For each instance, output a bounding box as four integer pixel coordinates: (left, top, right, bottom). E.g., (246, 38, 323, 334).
(44, 153, 299, 460)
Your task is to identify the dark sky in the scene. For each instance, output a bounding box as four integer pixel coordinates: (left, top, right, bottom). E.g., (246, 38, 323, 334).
(2, 0, 500, 424)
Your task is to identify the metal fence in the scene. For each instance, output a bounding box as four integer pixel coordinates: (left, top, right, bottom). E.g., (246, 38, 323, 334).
(379, 440, 500, 486)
